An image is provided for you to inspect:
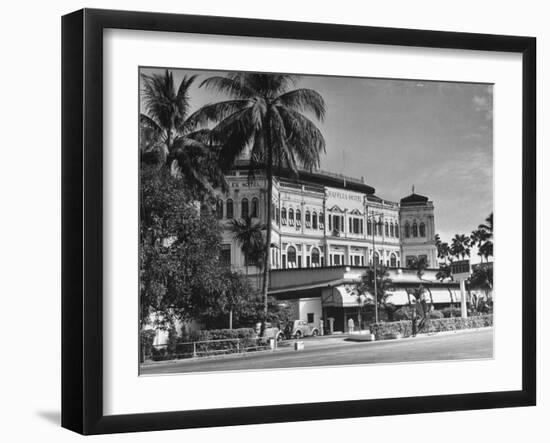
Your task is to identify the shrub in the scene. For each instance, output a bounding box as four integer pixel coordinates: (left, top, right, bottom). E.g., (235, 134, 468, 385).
(370, 315, 493, 339)
(429, 310, 444, 319)
(441, 307, 462, 318)
(188, 328, 259, 357)
(393, 306, 412, 321)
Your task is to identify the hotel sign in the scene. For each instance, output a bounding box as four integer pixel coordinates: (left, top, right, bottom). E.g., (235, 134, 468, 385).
(326, 187, 364, 211)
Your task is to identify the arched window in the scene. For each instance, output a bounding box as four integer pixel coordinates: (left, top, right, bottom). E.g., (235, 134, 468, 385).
(419, 222, 426, 237)
(226, 199, 234, 219)
(288, 208, 294, 226)
(395, 223, 399, 238)
(296, 209, 301, 226)
(311, 248, 320, 266)
(412, 222, 418, 237)
(385, 222, 389, 237)
(312, 212, 318, 229)
(305, 211, 311, 228)
(216, 200, 223, 219)
(404, 222, 410, 238)
(287, 246, 297, 266)
(251, 197, 259, 218)
(319, 212, 324, 228)
(367, 219, 373, 236)
(281, 207, 287, 225)
(241, 198, 249, 218)
(390, 253, 397, 267)
(389, 222, 394, 237)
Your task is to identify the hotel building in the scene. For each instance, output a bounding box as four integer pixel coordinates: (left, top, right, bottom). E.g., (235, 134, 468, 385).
(215, 161, 461, 332)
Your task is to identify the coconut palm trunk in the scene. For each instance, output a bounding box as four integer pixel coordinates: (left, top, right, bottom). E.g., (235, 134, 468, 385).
(261, 140, 274, 333)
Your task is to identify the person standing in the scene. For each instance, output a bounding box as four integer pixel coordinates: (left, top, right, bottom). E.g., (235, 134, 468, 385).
(348, 317, 355, 334)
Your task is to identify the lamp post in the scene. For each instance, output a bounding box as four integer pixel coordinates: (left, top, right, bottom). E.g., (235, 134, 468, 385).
(368, 209, 384, 324)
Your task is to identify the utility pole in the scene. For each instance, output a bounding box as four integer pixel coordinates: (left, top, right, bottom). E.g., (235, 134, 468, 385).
(369, 208, 384, 324)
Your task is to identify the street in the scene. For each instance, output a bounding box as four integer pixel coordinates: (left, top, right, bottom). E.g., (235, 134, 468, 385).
(141, 328, 493, 375)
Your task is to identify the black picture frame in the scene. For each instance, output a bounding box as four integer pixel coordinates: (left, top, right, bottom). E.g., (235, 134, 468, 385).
(62, 8, 536, 435)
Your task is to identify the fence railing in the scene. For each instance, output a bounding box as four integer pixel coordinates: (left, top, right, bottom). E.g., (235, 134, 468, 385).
(147, 337, 274, 362)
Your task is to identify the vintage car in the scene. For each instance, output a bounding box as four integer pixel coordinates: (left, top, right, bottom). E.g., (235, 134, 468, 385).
(254, 322, 285, 342)
(285, 320, 320, 339)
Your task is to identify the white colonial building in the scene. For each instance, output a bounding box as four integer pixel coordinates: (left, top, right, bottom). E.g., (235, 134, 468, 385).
(215, 160, 453, 332)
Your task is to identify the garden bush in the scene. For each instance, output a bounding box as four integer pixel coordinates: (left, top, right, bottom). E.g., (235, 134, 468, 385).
(393, 306, 412, 321)
(187, 328, 259, 357)
(370, 315, 493, 340)
(441, 307, 462, 318)
(428, 310, 444, 319)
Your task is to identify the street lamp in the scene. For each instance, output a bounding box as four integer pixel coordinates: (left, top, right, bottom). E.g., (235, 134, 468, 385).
(368, 209, 384, 324)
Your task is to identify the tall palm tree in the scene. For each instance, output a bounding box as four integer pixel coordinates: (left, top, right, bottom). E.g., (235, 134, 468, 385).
(408, 256, 434, 308)
(476, 213, 493, 262)
(435, 233, 451, 265)
(229, 216, 266, 278)
(450, 234, 471, 260)
(190, 73, 326, 325)
(140, 69, 226, 197)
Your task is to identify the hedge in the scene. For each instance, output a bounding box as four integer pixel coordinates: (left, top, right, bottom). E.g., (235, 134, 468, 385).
(370, 315, 493, 340)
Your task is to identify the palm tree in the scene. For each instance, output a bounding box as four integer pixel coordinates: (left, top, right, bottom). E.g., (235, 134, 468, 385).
(450, 234, 471, 260)
(190, 73, 326, 327)
(408, 256, 434, 308)
(435, 233, 451, 265)
(140, 69, 226, 197)
(476, 213, 493, 262)
(229, 216, 266, 278)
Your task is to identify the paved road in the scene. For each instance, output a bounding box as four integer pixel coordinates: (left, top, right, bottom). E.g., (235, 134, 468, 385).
(141, 328, 493, 375)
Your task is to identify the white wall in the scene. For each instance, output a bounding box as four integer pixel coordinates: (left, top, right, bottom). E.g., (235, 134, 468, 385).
(0, 1, 546, 442)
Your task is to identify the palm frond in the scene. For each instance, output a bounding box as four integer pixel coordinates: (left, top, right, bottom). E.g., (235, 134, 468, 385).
(199, 75, 255, 98)
(187, 100, 250, 128)
(276, 88, 326, 121)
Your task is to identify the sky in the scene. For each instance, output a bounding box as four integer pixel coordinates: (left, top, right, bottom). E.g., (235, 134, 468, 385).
(140, 67, 493, 250)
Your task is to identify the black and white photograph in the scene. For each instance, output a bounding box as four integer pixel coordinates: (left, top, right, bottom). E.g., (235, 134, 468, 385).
(138, 68, 494, 376)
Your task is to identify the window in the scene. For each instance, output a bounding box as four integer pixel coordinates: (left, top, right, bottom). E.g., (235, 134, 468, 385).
(390, 253, 397, 267)
(406, 255, 416, 267)
(312, 212, 318, 229)
(419, 222, 426, 237)
(404, 222, 410, 238)
(297, 255, 302, 268)
(307, 313, 315, 323)
(367, 219, 372, 236)
(282, 255, 287, 269)
(328, 214, 332, 231)
(220, 244, 231, 266)
(412, 222, 418, 237)
(353, 255, 361, 266)
(333, 254, 341, 266)
(306, 256, 311, 267)
(287, 246, 297, 266)
(216, 200, 223, 219)
(251, 197, 259, 218)
(333, 215, 340, 232)
(395, 223, 399, 238)
(311, 248, 320, 266)
(241, 198, 249, 218)
(385, 222, 389, 237)
(226, 199, 234, 219)
(305, 211, 311, 228)
(296, 209, 301, 226)
(276, 207, 280, 224)
(281, 207, 287, 225)
(288, 208, 294, 226)
(319, 212, 324, 229)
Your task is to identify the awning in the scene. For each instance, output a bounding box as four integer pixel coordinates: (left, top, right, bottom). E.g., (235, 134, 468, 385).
(323, 285, 373, 308)
(385, 290, 415, 306)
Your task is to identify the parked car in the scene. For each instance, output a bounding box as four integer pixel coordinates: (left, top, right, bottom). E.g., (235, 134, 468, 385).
(254, 322, 284, 342)
(285, 320, 319, 339)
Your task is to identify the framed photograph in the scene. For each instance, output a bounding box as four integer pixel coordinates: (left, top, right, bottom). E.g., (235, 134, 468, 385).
(62, 8, 536, 435)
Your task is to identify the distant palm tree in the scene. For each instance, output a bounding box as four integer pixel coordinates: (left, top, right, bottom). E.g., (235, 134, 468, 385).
(450, 234, 471, 260)
(408, 256, 434, 307)
(435, 233, 451, 265)
(229, 216, 266, 278)
(476, 213, 493, 262)
(191, 73, 326, 326)
(140, 69, 226, 197)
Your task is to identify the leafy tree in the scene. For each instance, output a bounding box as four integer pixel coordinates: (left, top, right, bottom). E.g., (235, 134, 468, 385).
(140, 69, 226, 198)
(450, 234, 471, 260)
(190, 73, 326, 329)
(355, 265, 394, 322)
(473, 213, 493, 262)
(139, 166, 229, 330)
